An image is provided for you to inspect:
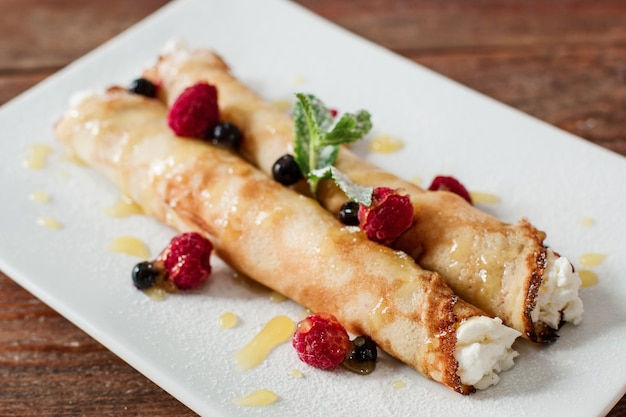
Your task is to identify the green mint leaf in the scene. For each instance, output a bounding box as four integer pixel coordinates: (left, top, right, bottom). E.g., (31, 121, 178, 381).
(293, 93, 334, 175)
(321, 110, 372, 146)
(292, 93, 373, 196)
(309, 166, 373, 206)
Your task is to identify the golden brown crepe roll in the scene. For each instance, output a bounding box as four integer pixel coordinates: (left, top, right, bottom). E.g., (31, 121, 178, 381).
(143, 44, 583, 342)
(55, 90, 520, 394)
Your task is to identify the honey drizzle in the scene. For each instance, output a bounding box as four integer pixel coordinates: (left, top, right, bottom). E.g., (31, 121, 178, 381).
(578, 270, 599, 288)
(232, 389, 278, 406)
(37, 217, 62, 230)
(23, 144, 53, 170)
(392, 380, 406, 389)
(579, 217, 595, 227)
(106, 236, 150, 259)
(105, 194, 144, 218)
(29, 191, 50, 203)
(469, 191, 501, 204)
(579, 253, 606, 268)
(288, 369, 303, 379)
(369, 135, 404, 154)
(219, 311, 238, 329)
(234, 315, 295, 371)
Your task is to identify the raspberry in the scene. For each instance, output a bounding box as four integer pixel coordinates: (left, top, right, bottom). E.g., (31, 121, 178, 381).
(167, 82, 219, 139)
(358, 187, 413, 244)
(160, 232, 213, 290)
(292, 313, 350, 370)
(428, 175, 473, 204)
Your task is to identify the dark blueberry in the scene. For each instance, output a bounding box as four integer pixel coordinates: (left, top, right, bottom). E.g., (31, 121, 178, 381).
(339, 201, 360, 226)
(341, 335, 377, 375)
(351, 336, 378, 362)
(206, 121, 242, 149)
(272, 154, 303, 186)
(132, 261, 160, 290)
(128, 78, 157, 98)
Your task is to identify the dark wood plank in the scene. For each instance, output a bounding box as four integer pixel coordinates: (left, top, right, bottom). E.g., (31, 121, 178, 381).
(0, 0, 170, 71)
(0, 273, 196, 416)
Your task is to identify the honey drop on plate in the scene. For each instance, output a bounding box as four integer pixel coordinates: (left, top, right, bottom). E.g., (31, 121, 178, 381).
(578, 270, 599, 288)
(29, 191, 50, 203)
(392, 380, 406, 390)
(579, 253, 606, 268)
(232, 389, 278, 406)
(369, 135, 404, 154)
(37, 216, 62, 230)
(106, 236, 150, 259)
(219, 311, 238, 329)
(469, 191, 501, 204)
(105, 194, 144, 218)
(23, 144, 53, 170)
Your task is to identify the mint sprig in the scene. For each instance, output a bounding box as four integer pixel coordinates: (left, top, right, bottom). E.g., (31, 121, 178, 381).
(310, 166, 373, 206)
(293, 93, 373, 196)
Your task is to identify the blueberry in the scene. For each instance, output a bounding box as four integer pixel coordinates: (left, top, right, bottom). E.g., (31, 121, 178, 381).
(132, 261, 160, 290)
(272, 154, 303, 186)
(128, 78, 157, 98)
(351, 336, 378, 362)
(339, 201, 360, 226)
(206, 121, 242, 149)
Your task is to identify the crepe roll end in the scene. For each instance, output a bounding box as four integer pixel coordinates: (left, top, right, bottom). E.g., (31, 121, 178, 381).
(455, 317, 520, 390)
(531, 250, 584, 332)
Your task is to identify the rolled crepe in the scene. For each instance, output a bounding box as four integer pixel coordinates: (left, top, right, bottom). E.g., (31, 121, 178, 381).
(143, 44, 583, 342)
(55, 90, 520, 394)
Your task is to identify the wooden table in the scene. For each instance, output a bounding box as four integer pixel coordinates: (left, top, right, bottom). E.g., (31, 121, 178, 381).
(1, 1, 624, 415)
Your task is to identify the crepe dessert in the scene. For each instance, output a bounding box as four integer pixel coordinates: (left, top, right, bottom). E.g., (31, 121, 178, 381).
(142, 44, 583, 343)
(55, 89, 521, 394)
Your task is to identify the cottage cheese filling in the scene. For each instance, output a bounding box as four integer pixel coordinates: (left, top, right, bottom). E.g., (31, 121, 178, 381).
(531, 250, 583, 329)
(455, 317, 520, 389)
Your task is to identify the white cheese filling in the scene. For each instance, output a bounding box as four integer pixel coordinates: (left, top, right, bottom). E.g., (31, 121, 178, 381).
(455, 317, 520, 390)
(531, 250, 583, 329)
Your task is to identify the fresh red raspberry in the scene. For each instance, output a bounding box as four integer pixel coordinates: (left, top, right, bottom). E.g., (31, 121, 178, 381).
(160, 232, 213, 290)
(428, 175, 473, 204)
(358, 187, 413, 244)
(167, 82, 219, 139)
(292, 313, 350, 370)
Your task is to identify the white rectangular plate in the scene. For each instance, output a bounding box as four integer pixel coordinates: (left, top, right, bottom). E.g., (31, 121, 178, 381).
(1, 0, 625, 415)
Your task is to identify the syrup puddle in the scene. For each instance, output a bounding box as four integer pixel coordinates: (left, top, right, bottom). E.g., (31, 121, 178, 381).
(579, 253, 606, 268)
(288, 369, 303, 379)
(232, 389, 278, 406)
(29, 191, 50, 203)
(234, 315, 295, 370)
(579, 217, 595, 227)
(37, 217, 62, 230)
(290, 74, 305, 85)
(369, 135, 404, 154)
(105, 194, 144, 218)
(392, 380, 406, 390)
(219, 311, 238, 329)
(144, 287, 167, 301)
(23, 144, 53, 170)
(470, 192, 501, 204)
(106, 236, 150, 259)
(578, 270, 599, 288)
(269, 291, 287, 303)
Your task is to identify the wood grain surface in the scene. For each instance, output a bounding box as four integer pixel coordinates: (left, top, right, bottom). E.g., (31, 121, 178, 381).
(1, 0, 624, 415)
